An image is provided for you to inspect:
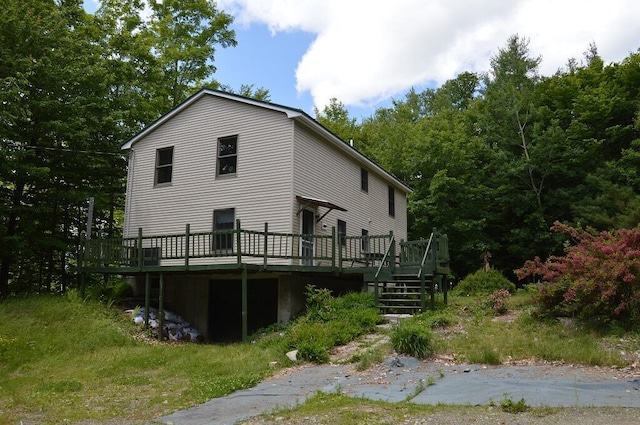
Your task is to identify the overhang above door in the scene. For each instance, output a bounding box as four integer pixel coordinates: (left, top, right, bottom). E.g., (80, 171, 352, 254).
(296, 195, 347, 223)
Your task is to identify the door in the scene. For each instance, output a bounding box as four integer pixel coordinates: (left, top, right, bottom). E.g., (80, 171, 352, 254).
(301, 209, 315, 265)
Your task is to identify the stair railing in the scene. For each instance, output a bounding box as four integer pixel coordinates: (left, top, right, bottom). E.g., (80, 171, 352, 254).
(417, 230, 435, 279)
(373, 235, 395, 307)
(417, 229, 439, 311)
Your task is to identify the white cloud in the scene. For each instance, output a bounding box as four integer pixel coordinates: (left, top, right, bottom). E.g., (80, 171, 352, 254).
(219, 0, 640, 109)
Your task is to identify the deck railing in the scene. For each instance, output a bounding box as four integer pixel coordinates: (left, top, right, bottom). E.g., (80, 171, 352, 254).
(81, 220, 397, 271)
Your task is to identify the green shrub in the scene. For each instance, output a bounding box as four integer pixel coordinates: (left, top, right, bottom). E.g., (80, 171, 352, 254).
(454, 269, 516, 296)
(390, 321, 434, 359)
(282, 288, 382, 363)
(86, 279, 133, 304)
(413, 309, 457, 329)
(499, 396, 530, 413)
(296, 341, 331, 363)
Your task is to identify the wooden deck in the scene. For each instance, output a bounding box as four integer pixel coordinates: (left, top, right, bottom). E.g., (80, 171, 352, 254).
(79, 221, 451, 341)
(80, 220, 450, 281)
(81, 220, 404, 274)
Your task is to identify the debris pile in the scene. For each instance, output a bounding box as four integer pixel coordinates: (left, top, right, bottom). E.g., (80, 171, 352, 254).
(125, 307, 204, 343)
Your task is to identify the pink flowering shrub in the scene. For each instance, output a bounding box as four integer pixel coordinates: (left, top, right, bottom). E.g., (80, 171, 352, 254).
(485, 289, 511, 315)
(516, 221, 640, 326)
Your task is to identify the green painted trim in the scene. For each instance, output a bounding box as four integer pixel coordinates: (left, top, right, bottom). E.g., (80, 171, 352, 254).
(241, 266, 248, 342)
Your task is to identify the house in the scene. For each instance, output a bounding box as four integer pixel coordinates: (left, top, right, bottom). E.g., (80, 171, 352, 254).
(82, 89, 449, 342)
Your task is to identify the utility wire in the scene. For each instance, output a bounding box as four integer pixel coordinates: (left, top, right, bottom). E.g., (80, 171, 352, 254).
(19, 145, 126, 157)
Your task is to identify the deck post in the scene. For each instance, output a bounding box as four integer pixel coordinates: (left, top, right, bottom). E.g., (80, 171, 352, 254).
(333, 226, 338, 271)
(241, 266, 248, 342)
(185, 224, 190, 269)
(420, 272, 426, 312)
(443, 275, 448, 305)
(144, 273, 151, 328)
(80, 237, 87, 297)
(263, 223, 268, 268)
(389, 231, 395, 273)
(137, 227, 143, 271)
(430, 276, 436, 310)
(431, 227, 438, 310)
(236, 219, 242, 265)
(80, 272, 86, 299)
(158, 272, 164, 341)
(373, 276, 379, 308)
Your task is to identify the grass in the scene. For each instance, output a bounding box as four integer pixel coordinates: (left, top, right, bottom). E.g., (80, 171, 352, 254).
(245, 391, 594, 424)
(443, 308, 629, 366)
(0, 294, 284, 424)
(1, 289, 638, 424)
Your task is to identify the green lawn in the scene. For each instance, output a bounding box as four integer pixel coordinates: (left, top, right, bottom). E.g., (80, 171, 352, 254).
(1, 289, 638, 424)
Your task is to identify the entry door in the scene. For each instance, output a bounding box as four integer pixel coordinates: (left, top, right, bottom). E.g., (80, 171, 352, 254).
(301, 209, 315, 265)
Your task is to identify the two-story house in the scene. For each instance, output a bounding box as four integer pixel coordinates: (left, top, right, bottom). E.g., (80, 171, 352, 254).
(83, 89, 449, 342)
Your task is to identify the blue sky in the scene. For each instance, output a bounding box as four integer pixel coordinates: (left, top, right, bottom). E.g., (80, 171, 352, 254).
(212, 24, 320, 115)
(84, 0, 640, 122)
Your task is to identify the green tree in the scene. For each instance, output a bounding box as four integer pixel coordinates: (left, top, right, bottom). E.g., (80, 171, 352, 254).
(147, 0, 236, 109)
(314, 98, 360, 143)
(0, 0, 238, 296)
(0, 0, 109, 295)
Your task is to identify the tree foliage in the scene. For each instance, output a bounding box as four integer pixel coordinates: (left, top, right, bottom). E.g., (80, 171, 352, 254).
(3, 9, 640, 300)
(322, 36, 640, 281)
(0, 0, 237, 297)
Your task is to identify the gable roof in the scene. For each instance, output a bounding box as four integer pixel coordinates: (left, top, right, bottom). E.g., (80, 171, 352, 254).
(121, 88, 411, 193)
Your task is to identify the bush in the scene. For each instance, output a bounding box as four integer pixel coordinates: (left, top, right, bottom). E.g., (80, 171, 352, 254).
(390, 321, 434, 359)
(282, 287, 382, 363)
(454, 269, 516, 296)
(485, 289, 511, 315)
(86, 279, 133, 304)
(516, 221, 640, 327)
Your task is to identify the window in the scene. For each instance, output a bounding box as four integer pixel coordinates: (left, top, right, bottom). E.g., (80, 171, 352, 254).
(337, 219, 346, 246)
(361, 168, 368, 192)
(361, 229, 370, 253)
(155, 147, 173, 185)
(388, 185, 395, 217)
(217, 135, 237, 176)
(143, 247, 161, 266)
(213, 208, 235, 251)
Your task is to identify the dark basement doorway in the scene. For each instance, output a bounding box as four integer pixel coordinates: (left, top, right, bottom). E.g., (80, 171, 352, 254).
(208, 278, 278, 342)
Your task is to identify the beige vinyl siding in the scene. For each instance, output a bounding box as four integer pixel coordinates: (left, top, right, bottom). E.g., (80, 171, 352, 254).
(292, 124, 408, 242)
(125, 95, 294, 243)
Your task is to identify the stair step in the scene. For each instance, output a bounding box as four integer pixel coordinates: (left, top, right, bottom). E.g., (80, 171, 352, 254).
(379, 298, 422, 303)
(379, 305, 422, 310)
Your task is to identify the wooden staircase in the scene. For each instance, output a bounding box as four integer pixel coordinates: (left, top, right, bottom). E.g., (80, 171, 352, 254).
(367, 228, 450, 313)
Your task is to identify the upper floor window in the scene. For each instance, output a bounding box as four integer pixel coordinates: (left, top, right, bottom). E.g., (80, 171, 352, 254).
(217, 135, 237, 176)
(337, 219, 346, 246)
(155, 146, 173, 185)
(388, 185, 395, 217)
(361, 168, 368, 192)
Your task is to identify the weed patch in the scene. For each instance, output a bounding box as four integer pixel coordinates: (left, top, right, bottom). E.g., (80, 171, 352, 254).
(390, 320, 434, 359)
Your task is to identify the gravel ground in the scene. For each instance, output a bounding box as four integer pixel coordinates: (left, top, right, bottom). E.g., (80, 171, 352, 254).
(241, 406, 640, 425)
(157, 356, 640, 425)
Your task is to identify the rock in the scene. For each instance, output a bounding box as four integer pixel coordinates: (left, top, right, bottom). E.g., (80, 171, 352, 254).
(127, 307, 203, 343)
(286, 350, 298, 362)
(390, 357, 404, 368)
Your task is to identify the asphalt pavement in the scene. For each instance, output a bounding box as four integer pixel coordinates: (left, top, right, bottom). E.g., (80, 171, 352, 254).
(155, 356, 640, 425)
